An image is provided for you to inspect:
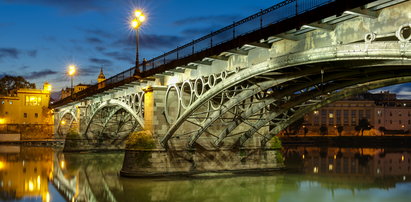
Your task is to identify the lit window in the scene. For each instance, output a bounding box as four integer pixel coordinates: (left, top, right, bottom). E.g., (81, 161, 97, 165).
(25, 96, 42, 106)
(9, 101, 12, 104)
(329, 113, 334, 118)
(1, 101, 4, 104)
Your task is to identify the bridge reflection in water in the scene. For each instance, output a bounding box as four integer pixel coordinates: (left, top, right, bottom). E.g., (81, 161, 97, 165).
(1, 145, 411, 202)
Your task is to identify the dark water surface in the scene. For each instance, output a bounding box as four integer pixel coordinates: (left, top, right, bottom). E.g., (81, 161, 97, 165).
(1, 145, 410, 202)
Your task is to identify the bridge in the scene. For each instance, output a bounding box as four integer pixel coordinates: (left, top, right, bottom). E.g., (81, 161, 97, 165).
(51, 0, 411, 175)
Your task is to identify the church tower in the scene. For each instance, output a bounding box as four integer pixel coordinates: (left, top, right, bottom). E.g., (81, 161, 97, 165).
(97, 67, 106, 83)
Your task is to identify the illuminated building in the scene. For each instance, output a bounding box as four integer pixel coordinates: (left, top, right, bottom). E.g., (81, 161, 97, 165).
(0, 83, 53, 125)
(304, 92, 411, 135)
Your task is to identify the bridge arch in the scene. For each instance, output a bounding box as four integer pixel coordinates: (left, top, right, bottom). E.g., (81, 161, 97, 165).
(56, 109, 78, 137)
(83, 99, 144, 144)
(161, 41, 411, 149)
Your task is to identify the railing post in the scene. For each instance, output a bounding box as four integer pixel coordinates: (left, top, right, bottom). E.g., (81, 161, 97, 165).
(296, 0, 298, 15)
(210, 32, 213, 48)
(176, 46, 179, 59)
(163, 53, 166, 65)
(260, 9, 263, 29)
(192, 40, 195, 54)
(233, 21, 236, 39)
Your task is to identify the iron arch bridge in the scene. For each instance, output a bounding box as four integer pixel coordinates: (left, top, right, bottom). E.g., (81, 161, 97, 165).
(51, 0, 411, 151)
(161, 41, 411, 149)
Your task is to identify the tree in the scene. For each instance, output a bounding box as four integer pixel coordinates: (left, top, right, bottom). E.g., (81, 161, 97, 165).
(0, 75, 36, 95)
(285, 118, 304, 136)
(355, 118, 371, 136)
(378, 126, 386, 135)
(337, 125, 344, 136)
(319, 125, 328, 136)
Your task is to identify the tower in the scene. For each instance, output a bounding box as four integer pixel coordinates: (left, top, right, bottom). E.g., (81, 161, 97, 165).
(97, 68, 106, 83)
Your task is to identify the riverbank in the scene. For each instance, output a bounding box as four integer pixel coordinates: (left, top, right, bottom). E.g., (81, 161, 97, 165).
(281, 135, 411, 147)
(0, 138, 64, 147)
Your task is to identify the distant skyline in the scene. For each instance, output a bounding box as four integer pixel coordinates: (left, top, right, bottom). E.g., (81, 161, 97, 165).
(1, 0, 411, 98)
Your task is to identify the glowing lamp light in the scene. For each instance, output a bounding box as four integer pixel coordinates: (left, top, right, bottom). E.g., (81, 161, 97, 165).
(44, 82, 52, 91)
(68, 65, 76, 76)
(131, 9, 146, 30)
(134, 10, 142, 17)
(60, 160, 65, 169)
(131, 19, 140, 29)
(0, 118, 6, 124)
(29, 180, 34, 191)
(0, 161, 5, 169)
(61, 120, 66, 125)
(138, 15, 146, 22)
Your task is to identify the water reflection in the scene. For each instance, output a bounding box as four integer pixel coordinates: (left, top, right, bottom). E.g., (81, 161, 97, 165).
(0, 146, 53, 201)
(283, 147, 411, 188)
(1, 146, 411, 202)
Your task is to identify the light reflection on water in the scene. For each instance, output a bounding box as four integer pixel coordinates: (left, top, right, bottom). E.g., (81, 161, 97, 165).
(0, 145, 411, 202)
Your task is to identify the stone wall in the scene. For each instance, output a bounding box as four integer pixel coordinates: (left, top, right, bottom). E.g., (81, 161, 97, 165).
(121, 148, 283, 177)
(0, 124, 53, 140)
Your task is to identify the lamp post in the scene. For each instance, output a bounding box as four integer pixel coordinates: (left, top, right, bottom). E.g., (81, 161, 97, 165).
(68, 65, 76, 96)
(131, 9, 146, 74)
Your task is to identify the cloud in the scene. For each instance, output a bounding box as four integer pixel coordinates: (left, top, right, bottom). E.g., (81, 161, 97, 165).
(0, 22, 13, 27)
(113, 34, 185, 51)
(95, 46, 106, 52)
(81, 28, 113, 38)
(3, 0, 110, 14)
(173, 15, 241, 26)
(79, 66, 100, 77)
(181, 27, 215, 37)
(0, 48, 20, 59)
(27, 50, 37, 57)
(89, 57, 113, 66)
(25, 69, 58, 79)
(103, 51, 134, 64)
(86, 37, 104, 44)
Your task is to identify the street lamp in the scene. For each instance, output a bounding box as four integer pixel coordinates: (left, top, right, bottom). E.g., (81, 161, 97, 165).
(68, 65, 76, 96)
(130, 9, 146, 74)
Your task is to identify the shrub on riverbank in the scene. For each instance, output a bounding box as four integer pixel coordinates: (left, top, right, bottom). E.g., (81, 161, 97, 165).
(126, 130, 156, 149)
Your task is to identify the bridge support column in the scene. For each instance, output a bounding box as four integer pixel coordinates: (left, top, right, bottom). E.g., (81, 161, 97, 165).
(120, 148, 283, 177)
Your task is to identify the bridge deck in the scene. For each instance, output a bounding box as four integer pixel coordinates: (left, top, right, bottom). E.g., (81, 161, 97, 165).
(51, 0, 394, 108)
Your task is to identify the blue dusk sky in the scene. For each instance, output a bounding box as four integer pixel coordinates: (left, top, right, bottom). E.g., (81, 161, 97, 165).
(0, 0, 410, 98)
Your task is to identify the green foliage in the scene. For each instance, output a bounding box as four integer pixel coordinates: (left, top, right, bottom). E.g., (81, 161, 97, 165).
(126, 130, 156, 149)
(0, 75, 36, 95)
(269, 136, 282, 149)
(66, 129, 80, 139)
(276, 152, 284, 164)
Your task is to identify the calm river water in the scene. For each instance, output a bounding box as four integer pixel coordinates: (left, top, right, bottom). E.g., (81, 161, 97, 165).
(0, 145, 410, 202)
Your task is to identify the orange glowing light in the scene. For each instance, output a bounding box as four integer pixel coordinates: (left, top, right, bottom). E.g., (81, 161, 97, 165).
(68, 65, 76, 76)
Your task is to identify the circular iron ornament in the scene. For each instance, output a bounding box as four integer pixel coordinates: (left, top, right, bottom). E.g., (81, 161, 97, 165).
(164, 84, 182, 124)
(364, 32, 376, 43)
(194, 77, 205, 97)
(396, 24, 411, 42)
(225, 85, 238, 99)
(132, 93, 139, 113)
(180, 80, 194, 109)
(210, 92, 225, 110)
(208, 74, 216, 87)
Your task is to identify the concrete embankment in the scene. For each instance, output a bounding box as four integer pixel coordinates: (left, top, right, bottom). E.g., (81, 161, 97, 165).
(281, 136, 411, 147)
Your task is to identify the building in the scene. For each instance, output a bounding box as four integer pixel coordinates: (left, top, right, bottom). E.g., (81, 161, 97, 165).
(60, 68, 105, 99)
(303, 92, 411, 135)
(0, 82, 53, 125)
(60, 84, 92, 100)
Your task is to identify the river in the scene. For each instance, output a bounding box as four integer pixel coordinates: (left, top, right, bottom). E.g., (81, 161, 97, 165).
(0, 145, 410, 202)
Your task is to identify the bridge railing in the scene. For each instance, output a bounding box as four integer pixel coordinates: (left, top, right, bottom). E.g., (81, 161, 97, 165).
(52, 0, 335, 106)
(142, 0, 334, 72)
